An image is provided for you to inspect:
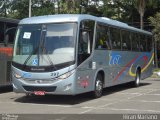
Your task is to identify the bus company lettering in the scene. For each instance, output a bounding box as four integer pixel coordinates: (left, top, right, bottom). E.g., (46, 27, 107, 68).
(109, 52, 121, 65)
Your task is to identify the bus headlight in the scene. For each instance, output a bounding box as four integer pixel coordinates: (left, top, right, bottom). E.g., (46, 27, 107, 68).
(14, 73, 22, 79)
(57, 70, 75, 80)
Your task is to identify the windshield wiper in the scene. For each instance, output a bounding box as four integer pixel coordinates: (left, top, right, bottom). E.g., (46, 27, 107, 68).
(41, 45, 57, 71)
(23, 28, 42, 67)
(40, 30, 57, 70)
(23, 26, 57, 71)
(23, 46, 39, 68)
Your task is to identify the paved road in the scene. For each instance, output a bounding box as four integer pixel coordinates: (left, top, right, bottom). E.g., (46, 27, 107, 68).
(0, 77, 160, 115)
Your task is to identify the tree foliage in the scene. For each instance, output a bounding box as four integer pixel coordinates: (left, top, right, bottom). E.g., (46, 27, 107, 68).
(149, 13, 160, 42)
(1, 0, 160, 67)
(10, 0, 55, 19)
(0, 0, 14, 17)
(0, 0, 160, 30)
(149, 12, 160, 67)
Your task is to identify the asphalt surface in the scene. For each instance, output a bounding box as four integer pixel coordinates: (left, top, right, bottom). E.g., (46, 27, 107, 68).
(0, 77, 160, 119)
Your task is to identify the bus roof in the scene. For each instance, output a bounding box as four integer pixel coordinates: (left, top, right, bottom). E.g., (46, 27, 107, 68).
(19, 14, 152, 35)
(0, 17, 19, 23)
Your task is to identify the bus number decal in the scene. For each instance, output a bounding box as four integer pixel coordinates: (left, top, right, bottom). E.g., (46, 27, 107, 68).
(51, 72, 59, 77)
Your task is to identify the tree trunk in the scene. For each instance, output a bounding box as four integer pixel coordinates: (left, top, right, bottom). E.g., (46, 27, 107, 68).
(137, 0, 145, 29)
(57, 0, 60, 14)
(155, 40, 158, 68)
(140, 13, 144, 29)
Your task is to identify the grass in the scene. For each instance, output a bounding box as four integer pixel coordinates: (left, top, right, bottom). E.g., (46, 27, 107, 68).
(151, 68, 160, 78)
(151, 73, 160, 78)
(153, 68, 160, 72)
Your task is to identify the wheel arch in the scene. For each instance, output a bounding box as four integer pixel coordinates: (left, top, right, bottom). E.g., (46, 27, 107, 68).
(93, 69, 105, 89)
(136, 66, 141, 78)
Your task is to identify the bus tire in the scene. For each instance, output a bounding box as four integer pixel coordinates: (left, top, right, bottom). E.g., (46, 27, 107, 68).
(132, 71, 141, 87)
(91, 74, 103, 98)
(25, 93, 33, 97)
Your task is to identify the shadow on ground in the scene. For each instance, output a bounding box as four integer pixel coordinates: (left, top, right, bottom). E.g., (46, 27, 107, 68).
(0, 85, 12, 94)
(14, 82, 151, 105)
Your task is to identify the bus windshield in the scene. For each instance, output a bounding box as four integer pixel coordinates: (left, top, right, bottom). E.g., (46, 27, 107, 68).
(13, 23, 77, 67)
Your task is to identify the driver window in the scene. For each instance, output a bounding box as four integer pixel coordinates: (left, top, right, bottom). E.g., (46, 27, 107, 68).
(79, 31, 90, 54)
(78, 20, 95, 65)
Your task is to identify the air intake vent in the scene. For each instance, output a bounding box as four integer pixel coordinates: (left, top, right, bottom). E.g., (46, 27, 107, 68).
(23, 86, 57, 92)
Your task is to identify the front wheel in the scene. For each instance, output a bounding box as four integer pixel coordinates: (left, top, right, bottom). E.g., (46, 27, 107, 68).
(25, 93, 34, 98)
(91, 74, 103, 98)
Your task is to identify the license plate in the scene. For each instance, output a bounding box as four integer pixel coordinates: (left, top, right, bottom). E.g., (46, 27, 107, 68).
(34, 91, 45, 96)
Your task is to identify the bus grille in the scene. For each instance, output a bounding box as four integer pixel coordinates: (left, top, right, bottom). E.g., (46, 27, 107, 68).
(23, 86, 57, 92)
(25, 79, 55, 84)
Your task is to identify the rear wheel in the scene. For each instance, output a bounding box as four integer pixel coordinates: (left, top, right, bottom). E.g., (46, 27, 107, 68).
(91, 74, 103, 98)
(132, 71, 141, 87)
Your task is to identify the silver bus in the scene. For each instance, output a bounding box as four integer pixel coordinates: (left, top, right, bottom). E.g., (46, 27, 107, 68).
(12, 14, 154, 98)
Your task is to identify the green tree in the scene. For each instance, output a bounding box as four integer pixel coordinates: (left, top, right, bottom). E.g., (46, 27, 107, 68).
(134, 0, 145, 29)
(102, 0, 136, 21)
(149, 13, 160, 67)
(102, 0, 159, 30)
(10, 0, 55, 19)
(131, 0, 159, 29)
(86, 0, 103, 16)
(0, 0, 13, 17)
(32, 0, 55, 16)
(59, 0, 79, 14)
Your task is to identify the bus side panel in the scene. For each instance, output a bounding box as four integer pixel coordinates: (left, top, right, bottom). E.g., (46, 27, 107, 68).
(107, 51, 136, 85)
(140, 52, 154, 80)
(74, 50, 110, 94)
(75, 66, 96, 94)
(92, 50, 113, 87)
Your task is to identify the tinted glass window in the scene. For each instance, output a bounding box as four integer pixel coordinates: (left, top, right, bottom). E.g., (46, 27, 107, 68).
(147, 36, 152, 51)
(139, 34, 147, 52)
(78, 20, 95, 65)
(95, 24, 110, 50)
(13, 23, 77, 66)
(131, 33, 140, 51)
(110, 27, 121, 50)
(5, 27, 17, 44)
(121, 30, 131, 50)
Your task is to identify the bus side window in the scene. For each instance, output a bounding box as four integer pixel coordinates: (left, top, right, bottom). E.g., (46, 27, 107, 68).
(110, 27, 121, 50)
(147, 36, 152, 52)
(95, 23, 110, 50)
(78, 20, 95, 65)
(4, 27, 16, 46)
(139, 34, 147, 52)
(79, 31, 90, 54)
(131, 33, 140, 51)
(121, 30, 131, 51)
